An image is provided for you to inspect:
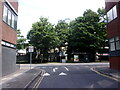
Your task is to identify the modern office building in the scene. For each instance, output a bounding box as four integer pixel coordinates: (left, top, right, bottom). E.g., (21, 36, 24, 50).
(105, 0, 120, 70)
(0, 0, 18, 76)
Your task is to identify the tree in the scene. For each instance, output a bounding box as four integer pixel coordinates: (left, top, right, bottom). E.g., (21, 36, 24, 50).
(55, 20, 69, 49)
(68, 8, 107, 62)
(17, 29, 27, 50)
(27, 17, 55, 62)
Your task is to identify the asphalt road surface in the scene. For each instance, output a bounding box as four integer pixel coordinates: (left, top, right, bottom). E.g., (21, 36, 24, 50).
(33, 64, 120, 88)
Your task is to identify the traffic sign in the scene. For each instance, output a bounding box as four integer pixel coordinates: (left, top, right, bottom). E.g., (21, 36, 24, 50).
(29, 46, 34, 52)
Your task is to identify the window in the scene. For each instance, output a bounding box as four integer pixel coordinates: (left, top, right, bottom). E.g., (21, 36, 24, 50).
(107, 9, 113, 22)
(107, 5, 117, 23)
(12, 14, 15, 28)
(113, 5, 117, 19)
(109, 36, 120, 51)
(8, 10, 12, 26)
(115, 37, 120, 50)
(3, 5, 8, 22)
(3, 3, 18, 30)
(109, 38, 115, 51)
(14, 16, 18, 30)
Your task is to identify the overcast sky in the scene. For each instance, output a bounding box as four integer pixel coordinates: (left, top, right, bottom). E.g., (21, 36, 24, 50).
(17, 0, 105, 37)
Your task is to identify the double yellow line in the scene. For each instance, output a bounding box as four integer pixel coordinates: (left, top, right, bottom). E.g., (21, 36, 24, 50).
(32, 70, 45, 90)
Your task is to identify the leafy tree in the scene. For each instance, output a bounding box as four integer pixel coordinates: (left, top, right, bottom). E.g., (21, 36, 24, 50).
(17, 29, 27, 50)
(27, 17, 55, 62)
(55, 20, 69, 49)
(68, 8, 107, 62)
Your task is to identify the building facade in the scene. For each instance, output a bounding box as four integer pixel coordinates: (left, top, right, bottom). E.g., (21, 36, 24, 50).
(105, 0, 120, 70)
(0, 0, 18, 76)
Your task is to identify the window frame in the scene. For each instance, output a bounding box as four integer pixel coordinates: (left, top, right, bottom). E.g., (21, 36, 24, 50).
(109, 36, 120, 52)
(107, 5, 117, 23)
(3, 3, 18, 30)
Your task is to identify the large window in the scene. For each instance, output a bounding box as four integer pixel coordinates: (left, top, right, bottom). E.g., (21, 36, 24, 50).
(3, 3, 18, 30)
(3, 5, 8, 22)
(109, 36, 120, 51)
(12, 14, 15, 28)
(8, 10, 11, 25)
(107, 5, 117, 23)
(115, 37, 120, 50)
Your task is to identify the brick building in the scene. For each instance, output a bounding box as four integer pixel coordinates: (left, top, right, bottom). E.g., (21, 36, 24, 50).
(105, 0, 120, 70)
(0, 0, 18, 76)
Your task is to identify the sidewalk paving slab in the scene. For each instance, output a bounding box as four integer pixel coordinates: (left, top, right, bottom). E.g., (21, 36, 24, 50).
(94, 67, 120, 82)
(1, 67, 43, 89)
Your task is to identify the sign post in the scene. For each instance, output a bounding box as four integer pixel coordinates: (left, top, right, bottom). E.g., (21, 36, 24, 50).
(59, 52, 62, 63)
(29, 46, 34, 69)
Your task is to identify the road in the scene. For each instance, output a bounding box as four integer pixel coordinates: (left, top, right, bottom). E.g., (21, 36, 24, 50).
(30, 63, 120, 88)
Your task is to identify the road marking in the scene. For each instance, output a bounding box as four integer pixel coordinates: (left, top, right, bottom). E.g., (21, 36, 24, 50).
(24, 70, 44, 89)
(53, 68, 56, 72)
(59, 72, 67, 76)
(90, 84, 94, 88)
(43, 73, 50, 76)
(55, 67, 58, 70)
(64, 66, 69, 71)
(53, 67, 58, 72)
(32, 70, 45, 90)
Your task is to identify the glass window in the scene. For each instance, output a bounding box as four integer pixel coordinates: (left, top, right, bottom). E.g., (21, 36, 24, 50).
(109, 38, 115, 51)
(12, 14, 15, 28)
(110, 42, 115, 51)
(3, 5, 8, 22)
(113, 5, 117, 19)
(107, 5, 118, 23)
(8, 10, 12, 26)
(107, 9, 113, 22)
(115, 36, 120, 50)
(116, 41, 120, 50)
(14, 16, 18, 30)
(110, 38, 114, 42)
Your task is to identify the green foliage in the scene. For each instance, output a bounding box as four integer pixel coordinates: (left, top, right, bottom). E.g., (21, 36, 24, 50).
(27, 17, 56, 62)
(17, 29, 27, 50)
(27, 8, 107, 62)
(55, 20, 69, 47)
(68, 8, 107, 54)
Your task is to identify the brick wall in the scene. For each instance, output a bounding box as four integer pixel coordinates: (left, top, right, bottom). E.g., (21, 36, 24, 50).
(0, 0, 2, 80)
(105, 1, 120, 70)
(2, 0, 18, 44)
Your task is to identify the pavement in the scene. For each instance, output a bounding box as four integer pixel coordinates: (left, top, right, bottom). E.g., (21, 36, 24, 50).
(0, 63, 120, 89)
(1, 66, 43, 89)
(93, 67, 120, 82)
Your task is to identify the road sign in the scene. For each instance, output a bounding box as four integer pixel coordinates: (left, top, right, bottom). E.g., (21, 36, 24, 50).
(29, 46, 34, 52)
(59, 52, 63, 56)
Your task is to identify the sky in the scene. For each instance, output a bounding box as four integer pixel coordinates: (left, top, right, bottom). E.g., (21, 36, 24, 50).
(17, 0, 105, 37)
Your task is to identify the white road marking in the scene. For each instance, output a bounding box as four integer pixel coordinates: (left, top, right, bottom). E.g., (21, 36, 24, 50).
(53, 67, 58, 72)
(55, 67, 58, 70)
(53, 68, 56, 72)
(64, 67, 69, 71)
(43, 73, 50, 76)
(59, 72, 67, 76)
(90, 84, 94, 88)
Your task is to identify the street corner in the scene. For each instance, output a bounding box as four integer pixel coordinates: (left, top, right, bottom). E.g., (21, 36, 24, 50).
(91, 67, 120, 82)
